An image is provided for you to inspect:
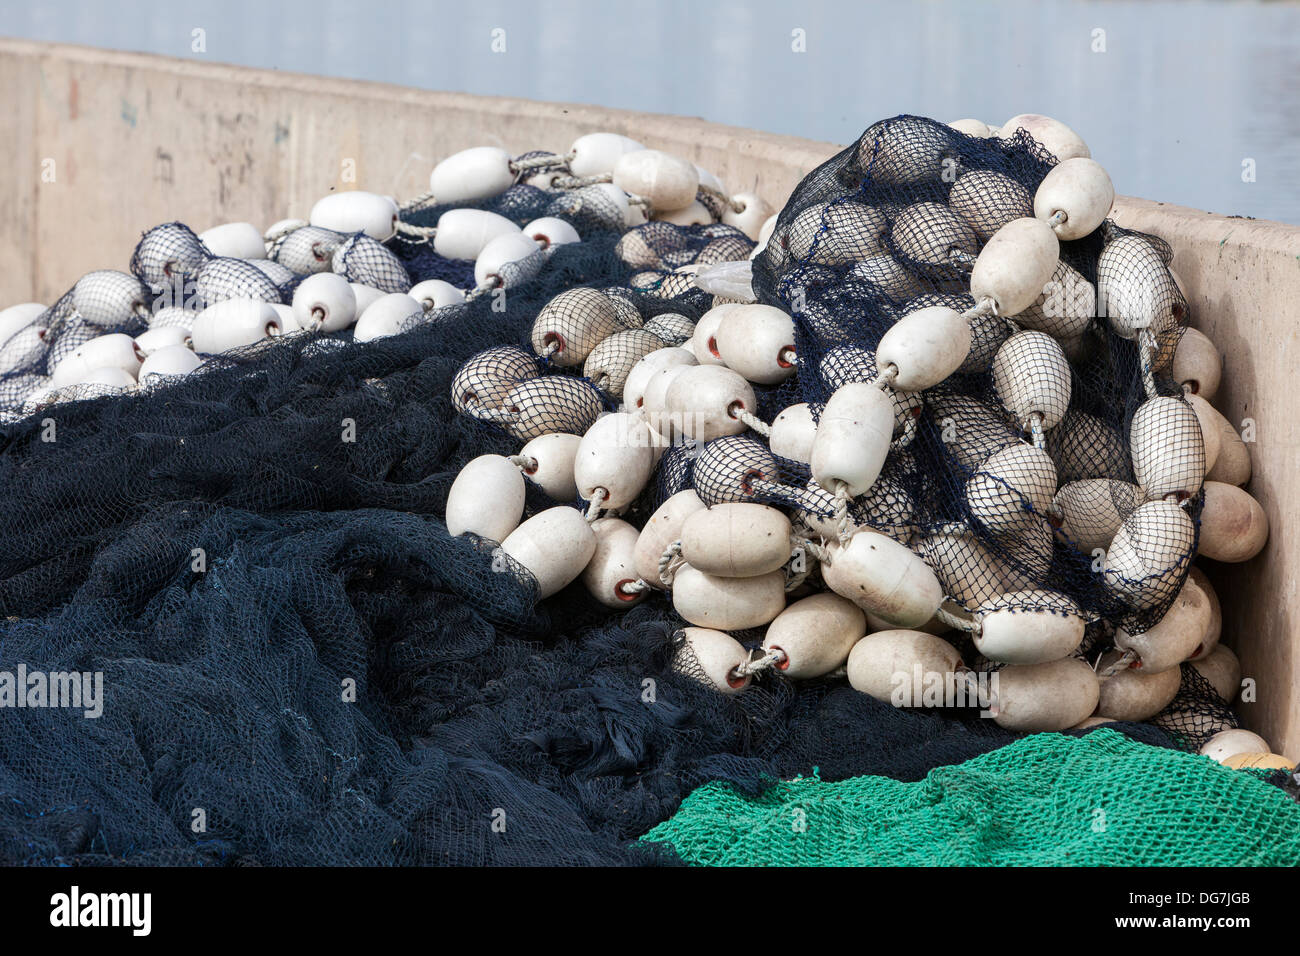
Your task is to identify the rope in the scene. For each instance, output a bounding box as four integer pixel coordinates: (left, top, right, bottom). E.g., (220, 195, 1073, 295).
(961, 297, 997, 321)
(585, 487, 608, 522)
(464, 277, 501, 303)
(619, 579, 651, 596)
(778, 347, 798, 367)
(552, 173, 613, 189)
(393, 220, 438, 243)
(783, 543, 812, 592)
(870, 363, 899, 391)
(657, 540, 685, 587)
(791, 534, 833, 565)
(1095, 647, 1139, 681)
(935, 601, 981, 635)
(1047, 209, 1067, 228)
(508, 151, 574, 174)
(890, 414, 918, 451)
(697, 184, 746, 215)
(263, 220, 307, 244)
(398, 190, 437, 213)
(734, 647, 786, 677)
(461, 403, 517, 424)
(1138, 327, 1159, 399)
(731, 406, 771, 437)
(1028, 411, 1047, 450)
(507, 455, 537, 473)
(833, 481, 854, 547)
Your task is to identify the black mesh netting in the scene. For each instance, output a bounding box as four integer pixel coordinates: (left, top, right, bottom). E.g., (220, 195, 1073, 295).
(0, 119, 1268, 866)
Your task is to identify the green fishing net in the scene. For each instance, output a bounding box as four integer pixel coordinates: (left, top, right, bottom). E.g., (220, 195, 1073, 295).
(641, 729, 1300, 866)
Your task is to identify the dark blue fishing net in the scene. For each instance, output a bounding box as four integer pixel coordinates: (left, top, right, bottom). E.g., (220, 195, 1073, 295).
(0, 119, 1246, 866)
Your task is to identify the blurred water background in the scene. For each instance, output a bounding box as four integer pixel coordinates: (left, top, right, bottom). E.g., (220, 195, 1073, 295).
(3, 0, 1297, 223)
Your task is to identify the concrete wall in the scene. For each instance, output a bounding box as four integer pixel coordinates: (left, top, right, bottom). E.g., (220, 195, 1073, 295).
(2, 38, 1296, 758)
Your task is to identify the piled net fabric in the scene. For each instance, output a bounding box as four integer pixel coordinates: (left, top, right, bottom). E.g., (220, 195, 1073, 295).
(641, 728, 1300, 866)
(0, 117, 1269, 866)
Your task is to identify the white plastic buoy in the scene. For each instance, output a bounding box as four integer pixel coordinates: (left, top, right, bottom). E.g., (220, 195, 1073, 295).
(1200, 728, 1271, 764)
(309, 191, 398, 242)
(1033, 158, 1114, 240)
(451, 346, 538, 414)
(809, 383, 894, 497)
(1114, 576, 1211, 673)
(969, 218, 1060, 317)
(634, 489, 707, 588)
(974, 592, 1085, 664)
(531, 288, 621, 366)
(876, 306, 971, 390)
(1206, 408, 1251, 486)
(568, 132, 646, 178)
(503, 376, 603, 441)
(688, 303, 742, 367)
(721, 192, 774, 241)
(991, 330, 1072, 430)
(612, 150, 699, 212)
(1103, 500, 1197, 609)
(1095, 651, 1182, 721)
(1172, 327, 1221, 401)
(999, 114, 1090, 161)
(190, 299, 282, 355)
(474, 233, 541, 288)
(133, 325, 191, 356)
(664, 365, 757, 442)
(821, 531, 944, 628)
(1097, 234, 1182, 340)
(1053, 479, 1143, 553)
(848, 254, 925, 301)
(1192, 644, 1241, 703)
(1198, 481, 1269, 563)
(274, 226, 342, 275)
(138, 345, 202, 384)
(518, 432, 582, 502)
(892, 202, 978, 269)
(947, 170, 1033, 241)
(583, 329, 663, 400)
(846, 629, 963, 704)
(1186, 566, 1222, 660)
(72, 270, 149, 327)
(498, 506, 597, 599)
(679, 503, 792, 577)
(353, 293, 422, 343)
(446, 454, 526, 542)
(199, 222, 266, 260)
(408, 279, 465, 311)
(1182, 393, 1223, 476)
(672, 567, 786, 630)
(949, 118, 992, 138)
(430, 146, 514, 204)
(1020, 269, 1096, 350)
(769, 403, 818, 464)
(711, 304, 796, 385)
(786, 203, 889, 264)
(623, 347, 697, 411)
(582, 518, 647, 607)
(433, 209, 521, 262)
(965, 444, 1057, 534)
(672, 627, 750, 693)
(0, 303, 47, 343)
(292, 273, 358, 333)
(990, 657, 1100, 732)
(51, 333, 144, 387)
(642, 313, 696, 346)
(763, 593, 867, 680)
(655, 201, 712, 227)
(521, 217, 581, 249)
(573, 412, 655, 509)
(1130, 396, 1205, 501)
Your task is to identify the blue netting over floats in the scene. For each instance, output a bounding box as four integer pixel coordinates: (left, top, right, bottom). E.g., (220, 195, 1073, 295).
(0, 116, 1248, 866)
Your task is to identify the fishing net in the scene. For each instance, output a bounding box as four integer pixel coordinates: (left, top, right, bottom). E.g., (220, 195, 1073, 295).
(749, 115, 1198, 636)
(0, 116, 1265, 867)
(641, 728, 1300, 866)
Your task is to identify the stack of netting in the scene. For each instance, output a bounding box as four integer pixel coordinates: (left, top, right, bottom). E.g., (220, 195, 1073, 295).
(0, 116, 1287, 867)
